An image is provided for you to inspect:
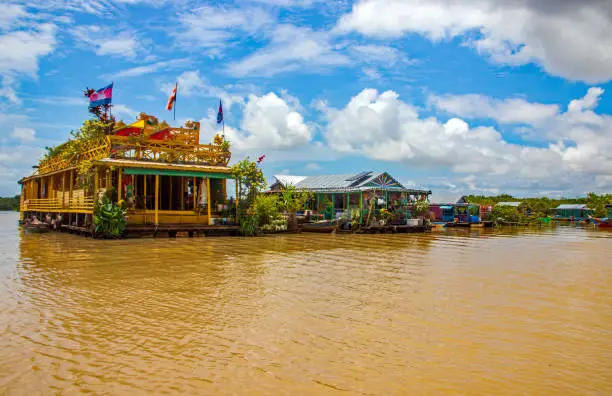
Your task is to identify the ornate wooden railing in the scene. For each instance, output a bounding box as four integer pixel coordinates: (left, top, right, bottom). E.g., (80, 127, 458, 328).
(36, 136, 230, 176)
(109, 137, 231, 166)
(21, 197, 94, 212)
(38, 137, 112, 175)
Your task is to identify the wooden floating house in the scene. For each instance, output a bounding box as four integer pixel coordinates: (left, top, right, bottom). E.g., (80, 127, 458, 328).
(553, 204, 594, 221)
(268, 171, 431, 224)
(18, 114, 239, 236)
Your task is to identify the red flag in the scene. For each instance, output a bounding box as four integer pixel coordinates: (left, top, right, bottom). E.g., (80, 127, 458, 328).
(166, 83, 177, 111)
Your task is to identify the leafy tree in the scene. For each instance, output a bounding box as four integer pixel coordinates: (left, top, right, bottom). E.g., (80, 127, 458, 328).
(231, 157, 266, 236)
(0, 195, 20, 211)
(253, 194, 280, 226)
(279, 186, 312, 231)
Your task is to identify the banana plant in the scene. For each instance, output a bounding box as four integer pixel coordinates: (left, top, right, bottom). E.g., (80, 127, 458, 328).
(93, 195, 127, 238)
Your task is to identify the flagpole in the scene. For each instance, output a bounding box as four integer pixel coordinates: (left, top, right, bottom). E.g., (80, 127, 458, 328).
(173, 81, 177, 121)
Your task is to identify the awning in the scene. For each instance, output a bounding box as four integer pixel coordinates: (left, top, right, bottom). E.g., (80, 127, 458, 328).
(123, 168, 234, 179)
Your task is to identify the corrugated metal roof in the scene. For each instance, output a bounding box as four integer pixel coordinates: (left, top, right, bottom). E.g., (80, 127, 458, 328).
(295, 174, 358, 190)
(273, 175, 307, 187)
(497, 202, 522, 207)
(555, 204, 589, 209)
(271, 171, 431, 193)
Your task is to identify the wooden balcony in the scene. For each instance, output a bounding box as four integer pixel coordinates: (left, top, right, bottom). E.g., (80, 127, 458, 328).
(21, 197, 94, 214)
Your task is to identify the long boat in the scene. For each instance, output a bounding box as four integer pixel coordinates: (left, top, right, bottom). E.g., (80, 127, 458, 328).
(18, 114, 239, 237)
(593, 218, 612, 228)
(301, 221, 337, 233)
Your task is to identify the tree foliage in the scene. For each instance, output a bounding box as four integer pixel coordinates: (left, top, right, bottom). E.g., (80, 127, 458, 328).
(0, 195, 20, 211)
(466, 193, 612, 218)
(253, 194, 280, 226)
(93, 195, 127, 238)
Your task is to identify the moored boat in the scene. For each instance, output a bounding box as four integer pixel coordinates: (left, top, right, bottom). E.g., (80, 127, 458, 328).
(593, 218, 612, 228)
(301, 221, 337, 233)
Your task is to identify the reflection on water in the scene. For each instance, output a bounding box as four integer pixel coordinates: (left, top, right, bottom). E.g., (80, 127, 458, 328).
(1, 211, 611, 395)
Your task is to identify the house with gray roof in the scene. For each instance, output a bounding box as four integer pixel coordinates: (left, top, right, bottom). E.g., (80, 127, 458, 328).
(268, 171, 431, 218)
(553, 204, 594, 220)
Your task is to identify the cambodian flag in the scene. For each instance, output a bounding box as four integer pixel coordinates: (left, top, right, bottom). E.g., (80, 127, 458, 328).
(89, 83, 113, 108)
(217, 100, 223, 124)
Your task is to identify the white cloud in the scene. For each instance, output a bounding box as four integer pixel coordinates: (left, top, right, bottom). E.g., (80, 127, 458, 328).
(428, 94, 560, 125)
(105, 58, 192, 79)
(176, 6, 273, 54)
(73, 25, 141, 58)
(10, 127, 36, 142)
(336, 0, 612, 83)
(228, 25, 351, 77)
(160, 70, 246, 112)
(113, 104, 138, 121)
(0, 11, 56, 105)
(319, 87, 612, 193)
(225, 92, 312, 150)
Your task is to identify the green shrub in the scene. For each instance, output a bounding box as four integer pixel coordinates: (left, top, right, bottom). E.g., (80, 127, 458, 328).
(254, 194, 280, 226)
(93, 196, 127, 238)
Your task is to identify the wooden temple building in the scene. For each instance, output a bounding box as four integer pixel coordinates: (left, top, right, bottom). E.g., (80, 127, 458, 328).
(18, 114, 238, 236)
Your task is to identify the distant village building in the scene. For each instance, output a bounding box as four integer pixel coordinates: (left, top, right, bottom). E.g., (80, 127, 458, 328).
(553, 204, 594, 220)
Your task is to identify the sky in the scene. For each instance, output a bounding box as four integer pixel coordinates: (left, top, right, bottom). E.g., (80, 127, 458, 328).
(2, 0, 612, 201)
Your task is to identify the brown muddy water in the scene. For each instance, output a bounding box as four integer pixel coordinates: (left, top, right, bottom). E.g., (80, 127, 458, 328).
(1, 211, 611, 395)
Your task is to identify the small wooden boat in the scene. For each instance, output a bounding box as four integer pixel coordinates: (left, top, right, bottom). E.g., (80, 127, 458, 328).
(445, 222, 471, 228)
(470, 222, 484, 228)
(22, 223, 51, 233)
(301, 221, 337, 233)
(593, 218, 612, 228)
(482, 221, 494, 228)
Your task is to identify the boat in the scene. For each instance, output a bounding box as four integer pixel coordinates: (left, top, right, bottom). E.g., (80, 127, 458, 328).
(301, 221, 337, 233)
(593, 218, 612, 228)
(22, 223, 51, 233)
(18, 113, 238, 238)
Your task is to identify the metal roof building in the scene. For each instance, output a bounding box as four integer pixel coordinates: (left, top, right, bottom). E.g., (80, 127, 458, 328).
(269, 171, 431, 194)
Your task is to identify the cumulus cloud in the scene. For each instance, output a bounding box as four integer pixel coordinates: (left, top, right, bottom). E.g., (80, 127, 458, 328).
(336, 0, 612, 83)
(225, 92, 312, 150)
(319, 87, 612, 192)
(428, 94, 560, 125)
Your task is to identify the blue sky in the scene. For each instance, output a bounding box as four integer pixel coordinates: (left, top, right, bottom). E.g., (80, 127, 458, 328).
(2, 0, 612, 200)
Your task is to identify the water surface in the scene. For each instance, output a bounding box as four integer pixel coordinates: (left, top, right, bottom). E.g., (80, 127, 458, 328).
(1, 211, 611, 395)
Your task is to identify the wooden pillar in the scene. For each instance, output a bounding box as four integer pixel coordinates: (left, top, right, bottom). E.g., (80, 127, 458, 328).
(206, 178, 211, 225)
(144, 175, 147, 210)
(169, 176, 173, 211)
(193, 177, 197, 211)
(61, 171, 66, 208)
(69, 170, 73, 209)
(94, 167, 99, 198)
(154, 175, 159, 225)
(181, 176, 185, 210)
(359, 191, 363, 224)
(118, 168, 122, 203)
(346, 192, 349, 211)
(332, 193, 336, 218)
(235, 179, 239, 223)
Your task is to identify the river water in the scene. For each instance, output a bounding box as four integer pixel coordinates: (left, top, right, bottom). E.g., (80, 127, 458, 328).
(1, 211, 611, 395)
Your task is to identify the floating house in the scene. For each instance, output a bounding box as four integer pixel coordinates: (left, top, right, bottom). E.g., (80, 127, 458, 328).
(268, 171, 431, 219)
(553, 204, 594, 220)
(19, 114, 237, 235)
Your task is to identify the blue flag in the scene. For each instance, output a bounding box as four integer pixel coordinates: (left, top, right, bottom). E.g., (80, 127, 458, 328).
(216, 100, 223, 124)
